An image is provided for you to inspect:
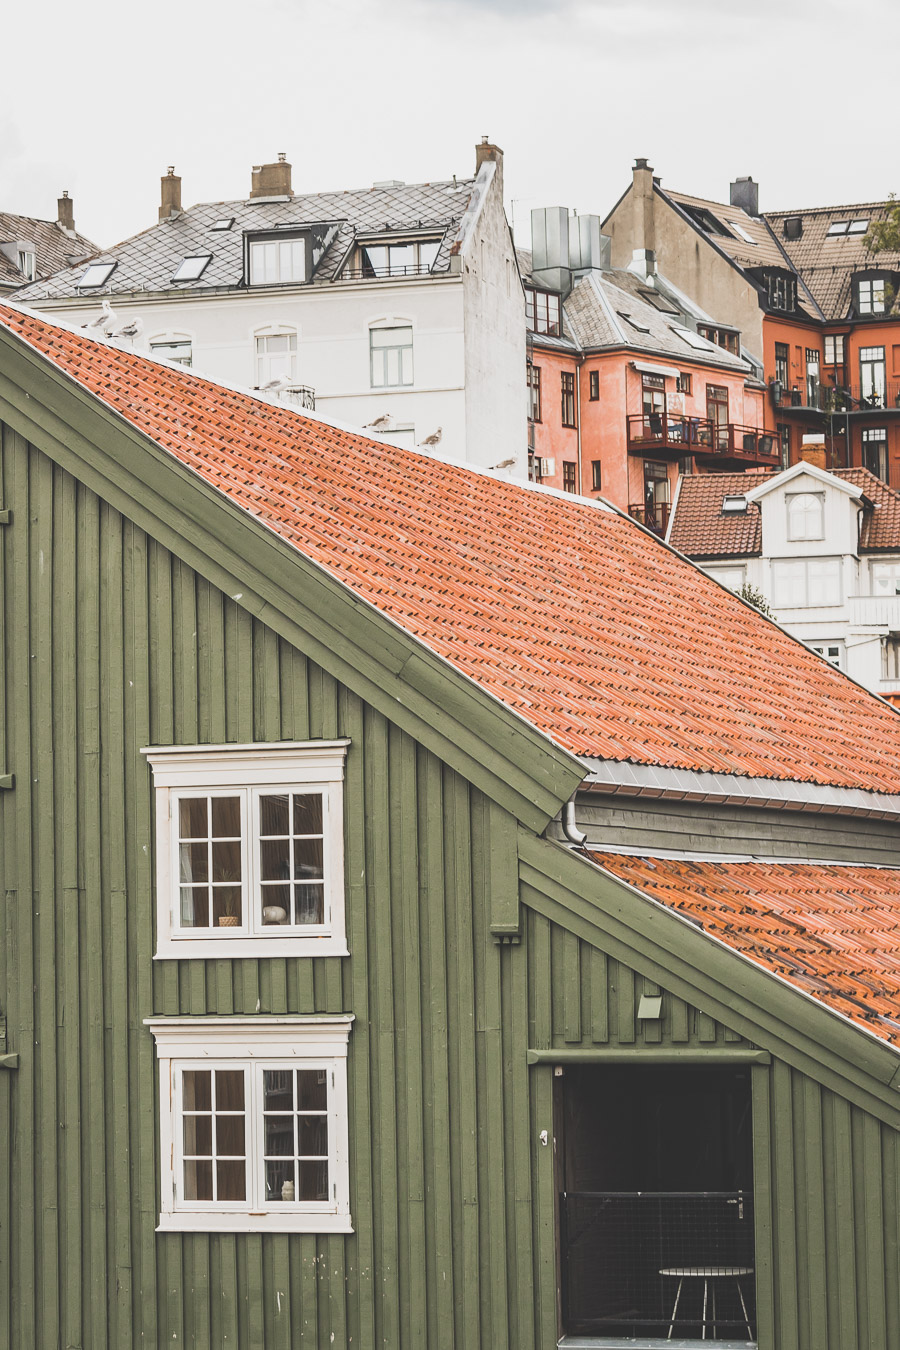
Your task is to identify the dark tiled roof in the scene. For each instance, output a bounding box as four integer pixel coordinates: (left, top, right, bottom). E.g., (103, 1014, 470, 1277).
(5, 302, 900, 793)
(833, 467, 900, 550)
(764, 202, 900, 321)
(593, 852, 900, 1048)
(0, 212, 96, 291)
(668, 472, 767, 557)
(14, 180, 476, 301)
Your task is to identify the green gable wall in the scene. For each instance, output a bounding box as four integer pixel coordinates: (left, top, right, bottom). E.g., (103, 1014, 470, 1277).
(1, 421, 899, 1349)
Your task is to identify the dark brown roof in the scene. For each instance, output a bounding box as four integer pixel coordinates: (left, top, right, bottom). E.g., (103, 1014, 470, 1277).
(833, 467, 900, 550)
(0, 212, 96, 292)
(668, 472, 768, 557)
(764, 202, 900, 321)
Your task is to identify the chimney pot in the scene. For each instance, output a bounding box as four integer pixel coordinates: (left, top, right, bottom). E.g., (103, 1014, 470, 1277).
(159, 166, 182, 221)
(250, 156, 293, 199)
(57, 190, 75, 232)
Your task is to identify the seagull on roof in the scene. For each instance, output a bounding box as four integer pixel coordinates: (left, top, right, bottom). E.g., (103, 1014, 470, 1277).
(109, 316, 143, 341)
(418, 427, 442, 449)
(260, 376, 296, 392)
(82, 299, 116, 335)
(488, 457, 516, 470)
(363, 413, 393, 432)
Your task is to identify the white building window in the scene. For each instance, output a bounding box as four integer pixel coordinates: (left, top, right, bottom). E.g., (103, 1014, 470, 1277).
(807, 640, 845, 669)
(150, 337, 193, 367)
(370, 325, 413, 387)
(354, 238, 440, 278)
(146, 1017, 353, 1233)
(17, 249, 36, 281)
(256, 331, 298, 386)
(786, 492, 825, 541)
(704, 565, 746, 592)
(772, 558, 841, 608)
(872, 561, 900, 596)
(143, 741, 349, 959)
(249, 236, 306, 286)
(857, 278, 886, 315)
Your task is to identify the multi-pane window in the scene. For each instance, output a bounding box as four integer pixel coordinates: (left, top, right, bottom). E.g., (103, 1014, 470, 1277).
(862, 428, 888, 481)
(767, 275, 796, 312)
(249, 236, 306, 286)
(771, 558, 841, 608)
(527, 364, 542, 422)
(355, 238, 440, 278)
(872, 561, 900, 596)
(860, 347, 886, 407)
(256, 332, 297, 386)
(705, 565, 746, 592)
(884, 638, 900, 680)
(150, 339, 193, 368)
(589, 370, 600, 401)
(17, 249, 35, 281)
(806, 349, 821, 407)
(824, 335, 845, 366)
(774, 342, 790, 387)
(676, 373, 692, 395)
(561, 372, 577, 428)
(857, 278, 886, 315)
(370, 326, 413, 387)
(148, 1018, 352, 1233)
(786, 492, 825, 541)
(145, 742, 349, 959)
(591, 460, 602, 491)
(525, 288, 562, 337)
(808, 641, 845, 669)
(563, 462, 577, 493)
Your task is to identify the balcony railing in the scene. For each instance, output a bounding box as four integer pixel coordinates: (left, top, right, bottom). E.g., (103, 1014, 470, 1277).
(629, 502, 671, 536)
(848, 594, 900, 630)
(627, 415, 779, 464)
(772, 381, 900, 414)
(561, 1190, 756, 1342)
(341, 263, 435, 280)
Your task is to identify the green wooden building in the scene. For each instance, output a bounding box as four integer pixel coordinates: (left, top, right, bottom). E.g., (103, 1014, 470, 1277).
(1, 300, 900, 1349)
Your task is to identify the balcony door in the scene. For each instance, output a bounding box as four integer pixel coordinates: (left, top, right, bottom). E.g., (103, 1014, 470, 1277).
(706, 385, 729, 450)
(642, 375, 666, 439)
(558, 1065, 755, 1343)
(860, 347, 886, 408)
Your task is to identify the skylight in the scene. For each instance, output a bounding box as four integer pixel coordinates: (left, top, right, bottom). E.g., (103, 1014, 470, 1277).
(211, 218, 235, 231)
(728, 221, 757, 244)
(638, 289, 680, 314)
(76, 261, 116, 288)
(672, 326, 714, 350)
(848, 219, 870, 234)
(722, 495, 748, 514)
(171, 254, 212, 283)
(618, 311, 651, 333)
(826, 221, 849, 236)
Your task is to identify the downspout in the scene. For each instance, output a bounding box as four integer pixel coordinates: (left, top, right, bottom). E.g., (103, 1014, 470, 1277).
(561, 797, 587, 847)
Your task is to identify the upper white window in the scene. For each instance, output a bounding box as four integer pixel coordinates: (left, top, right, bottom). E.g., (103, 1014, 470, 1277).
(369, 325, 413, 387)
(786, 492, 825, 541)
(857, 278, 886, 315)
(872, 561, 900, 596)
(354, 238, 440, 278)
(772, 558, 841, 608)
(17, 249, 36, 281)
(76, 260, 116, 288)
(172, 254, 212, 283)
(249, 236, 306, 285)
(143, 741, 349, 959)
(146, 1016, 353, 1233)
(256, 330, 298, 386)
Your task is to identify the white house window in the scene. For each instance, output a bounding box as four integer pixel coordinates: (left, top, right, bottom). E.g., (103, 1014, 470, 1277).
(143, 741, 349, 959)
(256, 331, 298, 386)
(146, 1017, 353, 1233)
(772, 558, 841, 608)
(824, 335, 845, 365)
(858, 279, 886, 315)
(872, 561, 900, 596)
(150, 338, 193, 368)
(17, 249, 36, 281)
(786, 492, 825, 541)
(369, 325, 413, 387)
(807, 640, 845, 669)
(249, 236, 306, 286)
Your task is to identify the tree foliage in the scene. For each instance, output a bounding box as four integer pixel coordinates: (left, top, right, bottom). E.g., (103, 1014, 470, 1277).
(739, 582, 776, 620)
(864, 195, 900, 255)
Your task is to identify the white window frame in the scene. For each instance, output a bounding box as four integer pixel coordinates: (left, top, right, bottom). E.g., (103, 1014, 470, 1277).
(17, 249, 36, 281)
(249, 235, 307, 286)
(254, 328, 298, 386)
(704, 565, 747, 592)
(369, 323, 413, 388)
(806, 639, 846, 670)
(772, 557, 841, 608)
(143, 741, 349, 959)
(149, 332, 193, 368)
(146, 1016, 353, 1233)
(786, 491, 825, 541)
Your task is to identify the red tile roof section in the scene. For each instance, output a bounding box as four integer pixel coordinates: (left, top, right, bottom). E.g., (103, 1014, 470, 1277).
(4, 302, 900, 791)
(592, 852, 900, 1047)
(833, 468, 900, 551)
(668, 472, 767, 557)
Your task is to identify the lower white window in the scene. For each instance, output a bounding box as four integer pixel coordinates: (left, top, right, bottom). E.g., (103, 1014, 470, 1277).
(807, 640, 845, 669)
(147, 1016, 353, 1233)
(772, 558, 841, 608)
(256, 331, 298, 386)
(370, 325, 413, 387)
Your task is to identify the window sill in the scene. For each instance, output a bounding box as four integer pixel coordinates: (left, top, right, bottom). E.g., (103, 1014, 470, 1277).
(158, 1211, 353, 1234)
(154, 938, 350, 960)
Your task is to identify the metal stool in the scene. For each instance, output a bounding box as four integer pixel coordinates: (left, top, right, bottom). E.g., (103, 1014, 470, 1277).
(659, 1265, 754, 1340)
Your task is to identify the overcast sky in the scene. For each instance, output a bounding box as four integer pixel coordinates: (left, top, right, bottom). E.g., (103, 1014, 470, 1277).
(4, 0, 898, 251)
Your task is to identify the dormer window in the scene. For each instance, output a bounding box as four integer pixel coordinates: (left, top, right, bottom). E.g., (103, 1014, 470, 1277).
(766, 273, 797, 313)
(525, 288, 562, 337)
(248, 233, 307, 286)
(352, 237, 440, 279)
(17, 249, 36, 281)
(855, 273, 891, 316)
(787, 492, 825, 541)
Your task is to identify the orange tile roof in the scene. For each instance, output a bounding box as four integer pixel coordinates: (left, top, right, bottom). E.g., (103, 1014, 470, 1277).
(668, 472, 767, 557)
(593, 852, 900, 1046)
(4, 302, 900, 792)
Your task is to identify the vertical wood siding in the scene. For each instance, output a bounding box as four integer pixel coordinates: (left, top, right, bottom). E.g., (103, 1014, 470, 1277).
(1, 426, 898, 1348)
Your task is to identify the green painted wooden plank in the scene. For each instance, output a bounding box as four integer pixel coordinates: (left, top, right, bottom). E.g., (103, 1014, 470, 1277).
(589, 948, 608, 1044)
(771, 1060, 800, 1346)
(830, 1093, 859, 1350)
(617, 963, 635, 1045)
(508, 939, 536, 1350)
(562, 931, 581, 1043)
(860, 1109, 887, 1350)
(802, 1077, 829, 1348)
(750, 1065, 776, 1350)
(882, 1126, 900, 1350)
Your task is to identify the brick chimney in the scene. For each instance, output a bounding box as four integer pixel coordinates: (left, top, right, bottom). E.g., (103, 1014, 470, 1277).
(475, 136, 503, 191)
(159, 167, 182, 221)
(250, 153, 293, 199)
(631, 158, 656, 276)
(730, 176, 759, 218)
(57, 190, 75, 232)
(800, 435, 826, 470)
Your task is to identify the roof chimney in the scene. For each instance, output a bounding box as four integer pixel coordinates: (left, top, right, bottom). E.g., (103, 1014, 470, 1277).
(730, 175, 759, 218)
(250, 153, 293, 200)
(631, 157, 656, 272)
(475, 136, 503, 191)
(800, 435, 826, 470)
(57, 190, 75, 232)
(159, 166, 182, 221)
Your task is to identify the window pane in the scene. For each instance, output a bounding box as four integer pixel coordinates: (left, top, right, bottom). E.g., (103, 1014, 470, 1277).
(215, 1069, 245, 1110)
(295, 838, 324, 880)
(184, 1070, 211, 1112)
(294, 884, 324, 924)
(181, 886, 209, 927)
(212, 886, 241, 924)
(261, 838, 290, 881)
(215, 1113, 246, 1156)
(180, 798, 208, 839)
(265, 1117, 294, 1156)
(183, 1114, 212, 1156)
(211, 796, 241, 837)
(184, 1159, 213, 1201)
(212, 839, 242, 883)
(216, 1161, 246, 1201)
(264, 1070, 294, 1111)
(180, 842, 208, 884)
(298, 1161, 329, 1201)
(265, 1159, 296, 1200)
(388, 243, 415, 273)
(297, 1069, 328, 1111)
(260, 793, 290, 836)
(298, 1116, 329, 1156)
(260, 884, 290, 924)
(293, 794, 323, 835)
(419, 241, 439, 270)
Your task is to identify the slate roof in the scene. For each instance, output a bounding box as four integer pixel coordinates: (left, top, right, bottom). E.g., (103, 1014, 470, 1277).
(13, 180, 476, 301)
(669, 466, 900, 558)
(764, 201, 900, 321)
(593, 852, 900, 1048)
(4, 301, 900, 794)
(0, 212, 96, 291)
